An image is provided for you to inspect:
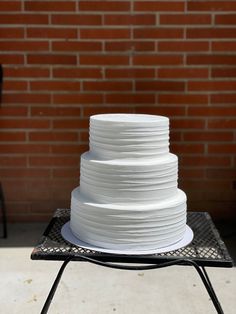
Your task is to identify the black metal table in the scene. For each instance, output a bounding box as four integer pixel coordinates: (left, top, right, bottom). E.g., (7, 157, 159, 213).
(0, 183, 7, 238)
(31, 209, 233, 314)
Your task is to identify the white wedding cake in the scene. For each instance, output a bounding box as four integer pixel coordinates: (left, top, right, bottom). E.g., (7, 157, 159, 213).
(70, 114, 187, 250)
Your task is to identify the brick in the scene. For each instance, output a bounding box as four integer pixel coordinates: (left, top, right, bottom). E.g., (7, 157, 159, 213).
(135, 106, 185, 116)
(0, 132, 26, 141)
(53, 94, 103, 105)
(27, 54, 77, 65)
(160, 14, 211, 25)
(208, 144, 236, 154)
(212, 68, 236, 78)
(3, 183, 28, 202)
(80, 55, 129, 66)
(105, 93, 155, 104)
(180, 180, 231, 190)
(51, 14, 102, 25)
(206, 169, 236, 179)
(184, 131, 233, 142)
(188, 106, 236, 116)
(134, 1, 184, 11)
(182, 156, 231, 167)
(0, 157, 27, 167)
(159, 94, 208, 105)
(208, 119, 236, 129)
(178, 168, 205, 179)
(30, 81, 81, 91)
(7, 213, 53, 223)
(170, 131, 182, 141)
(212, 41, 236, 51)
(53, 119, 89, 129)
(3, 93, 51, 104)
(0, 14, 49, 24)
(51, 144, 88, 154)
(0, 1, 21, 11)
(134, 28, 183, 39)
(158, 41, 209, 52)
(105, 68, 155, 79)
(171, 119, 205, 129)
(79, 1, 130, 11)
(215, 14, 236, 24)
(0, 27, 24, 38)
(0, 54, 24, 64)
(0, 169, 50, 178)
(31, 107, 81, 117)
(5, 202, 30, 214)
(80, 131, 89, 142)
(187, 55, 236, 65)
(53, 68, 102, 79)
(211, 94, 236, 104)
(187, 1, 236, 11)
(0, 144, 50, 154)
(80, 29, 130, 39)
(83, 106, 134, 117)
(52, 41, 102, 52)
(105, 41, 155, 52)
(171, 143, 205, 154)
(0, 39, 48, 52)
(27, 27, 77, 39)
(203, 191, 236, 202)
(25, 1, 76, 11)
(0, 106, 28, 116)
(187, 28, 236, 39)
(29, 131, 78, 142)
(135, 81, 185, 92)
(4, 67, 50, 78)
(29, 156, 79, 167)
(83, 81, 132, 92)
(104, 14, 156, 25)
(0, 119, 50, 129)
(133, 55, 183, 65)
(158, 68, 209, 79)
(52, 169, 78, 178)
(188, 81, 236, 91)
(3, 80, 28, 91)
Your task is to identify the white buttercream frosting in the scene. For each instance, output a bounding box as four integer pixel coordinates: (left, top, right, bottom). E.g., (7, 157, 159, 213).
(80, 152, 178, 203)
(89, 114, 169, 159)
(70, 113, 187, 250)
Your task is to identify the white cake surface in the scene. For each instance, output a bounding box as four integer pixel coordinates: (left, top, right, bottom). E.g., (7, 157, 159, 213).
(70, 113, 187, 250)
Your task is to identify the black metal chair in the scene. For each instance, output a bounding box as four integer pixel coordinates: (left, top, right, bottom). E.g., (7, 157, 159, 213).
(0, 183, 7, 238)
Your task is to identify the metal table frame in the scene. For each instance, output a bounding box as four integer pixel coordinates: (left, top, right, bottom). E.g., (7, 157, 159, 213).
(31, 210, 233, 314)
(0, 183, 7, 238)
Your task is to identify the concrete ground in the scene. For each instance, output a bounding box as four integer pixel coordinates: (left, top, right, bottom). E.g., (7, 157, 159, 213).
(0, 224, 235, 314)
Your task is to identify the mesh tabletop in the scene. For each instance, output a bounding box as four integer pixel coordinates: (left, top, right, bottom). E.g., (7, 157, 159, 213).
(31, 210, 233, 267)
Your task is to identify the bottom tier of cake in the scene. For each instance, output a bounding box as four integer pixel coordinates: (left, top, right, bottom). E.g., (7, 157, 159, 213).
(70, 187, 187, 250)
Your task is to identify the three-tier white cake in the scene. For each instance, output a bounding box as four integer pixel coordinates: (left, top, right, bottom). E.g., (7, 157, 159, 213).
(70, 114, 187, 250)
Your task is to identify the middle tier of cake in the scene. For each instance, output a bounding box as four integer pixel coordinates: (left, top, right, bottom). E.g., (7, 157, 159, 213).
(80, 152, 178, 204)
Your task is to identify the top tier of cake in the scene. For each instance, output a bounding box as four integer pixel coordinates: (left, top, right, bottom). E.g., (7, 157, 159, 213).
(89, 114, 169, 159)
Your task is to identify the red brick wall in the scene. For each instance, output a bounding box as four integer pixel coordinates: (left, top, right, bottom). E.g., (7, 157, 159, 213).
(0, 0, 235, 222)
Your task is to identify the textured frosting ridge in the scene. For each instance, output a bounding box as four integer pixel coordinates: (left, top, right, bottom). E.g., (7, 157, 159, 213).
(90, 114, 169, 159)
(70, 114, 187, 250)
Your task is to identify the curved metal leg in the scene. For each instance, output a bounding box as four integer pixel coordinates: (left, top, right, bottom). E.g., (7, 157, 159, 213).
(40, 257, 224, 314)
(201, 266, 224, 314)
(71, 256, 224, 314)
(41, 258, 72, 314)
(0, 183, 7, 238)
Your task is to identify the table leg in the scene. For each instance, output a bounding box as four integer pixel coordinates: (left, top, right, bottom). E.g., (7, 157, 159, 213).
(40, 256, 224, 314)
(0, 183, 7, 238)
(41, 258, 72, 314)
(201, 266, 224, 314)
(73, 256, 225, 314)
